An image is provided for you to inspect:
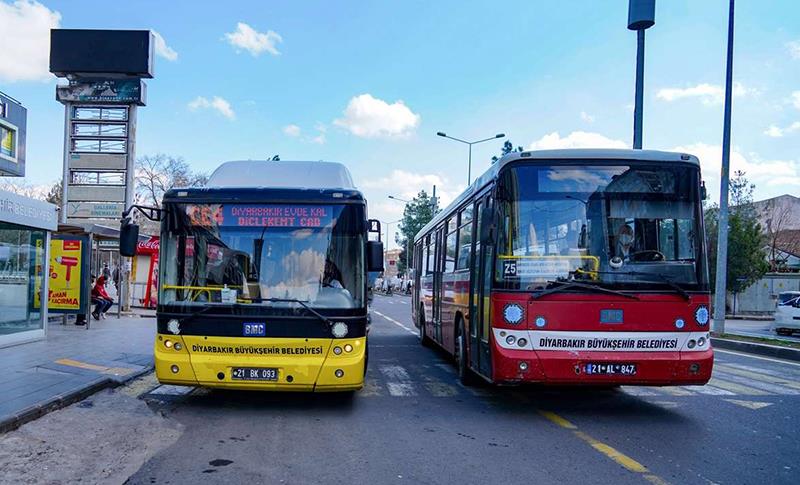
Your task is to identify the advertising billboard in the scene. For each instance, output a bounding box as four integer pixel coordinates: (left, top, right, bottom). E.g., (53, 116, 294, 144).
(56, 79, 146, 106)
(32, 235, 90, 314)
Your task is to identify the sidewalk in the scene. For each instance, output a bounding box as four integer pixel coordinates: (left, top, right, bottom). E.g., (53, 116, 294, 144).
(0, 314, 155, 433)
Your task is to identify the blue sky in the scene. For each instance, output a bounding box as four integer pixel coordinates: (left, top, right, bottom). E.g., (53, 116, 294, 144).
(2, 0, 799, 247)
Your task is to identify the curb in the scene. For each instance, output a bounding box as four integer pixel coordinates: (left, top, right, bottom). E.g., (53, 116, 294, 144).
(712, 337, 800, 362)
(0, 365, 153, 435)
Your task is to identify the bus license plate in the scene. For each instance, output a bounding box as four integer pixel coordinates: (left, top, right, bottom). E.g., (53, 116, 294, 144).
(583, 363, 637, 376)
(231, 367, 279, 381)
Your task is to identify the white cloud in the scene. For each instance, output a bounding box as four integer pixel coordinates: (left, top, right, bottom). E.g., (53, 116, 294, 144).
(580, 111, 595, 123)
(334, 94, 420, 139)
(0, 0, 61, 82)
(224, 22, 282, 57)
(656, 82, 755, 105)
(764, 122, 800, 138)
(792, 91, 800, 110)
(787, 40, 800, 60)
(188, 96, 235, 120)
(764, 125, 784, 137)
(362, 169, 463, 209)
(671, 142, 800, 199)
(528, 131, 628, 150)
(283, 124, 301, 137)
(152, 30, 178, 61)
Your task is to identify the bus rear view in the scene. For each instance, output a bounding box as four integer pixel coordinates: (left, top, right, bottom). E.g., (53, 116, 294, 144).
(121, 161, 383, 392)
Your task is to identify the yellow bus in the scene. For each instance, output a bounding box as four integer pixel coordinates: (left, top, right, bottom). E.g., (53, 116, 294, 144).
(120, 160, 384, 392)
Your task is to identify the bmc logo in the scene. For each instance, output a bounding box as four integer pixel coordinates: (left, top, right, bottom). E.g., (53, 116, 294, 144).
(243, 322, 266, 336)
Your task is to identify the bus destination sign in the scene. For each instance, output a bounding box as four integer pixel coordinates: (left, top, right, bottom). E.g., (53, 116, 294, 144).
(185, 204, 335, 228)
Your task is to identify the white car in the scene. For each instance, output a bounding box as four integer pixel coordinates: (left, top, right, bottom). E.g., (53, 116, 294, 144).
(773, 291, 800, 336)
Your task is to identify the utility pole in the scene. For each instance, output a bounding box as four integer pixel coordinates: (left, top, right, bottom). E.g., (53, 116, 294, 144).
(627, 0, 656, 149)
(713, 0, 736, 335)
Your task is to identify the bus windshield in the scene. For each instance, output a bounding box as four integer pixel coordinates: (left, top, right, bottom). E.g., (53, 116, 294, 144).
(496, 163, 708, 291)
(160, 203, 364, 309)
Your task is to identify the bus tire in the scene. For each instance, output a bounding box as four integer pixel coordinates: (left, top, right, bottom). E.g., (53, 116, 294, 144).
(419, 308, 433, 348)
(456, 319, 479, 386)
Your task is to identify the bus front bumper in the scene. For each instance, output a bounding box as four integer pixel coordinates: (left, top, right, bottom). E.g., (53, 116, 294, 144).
(492, 347, 714, 386)
(154, 334, 366, 392)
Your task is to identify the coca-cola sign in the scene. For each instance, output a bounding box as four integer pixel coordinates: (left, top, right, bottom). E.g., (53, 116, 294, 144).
(136, 236, 159, 255)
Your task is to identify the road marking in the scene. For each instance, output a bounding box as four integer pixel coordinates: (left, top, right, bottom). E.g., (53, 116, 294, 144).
(379, 365, 418, 396)
(373, 310, 417, 335)
(715, 364, 800, 390)
(538, 410, 578, 429)
(713, 370, 800, 395)
(707, 377, 772, 396)
(621, 386, 659, 397)
(653, 386, 694, 396)
(538, 410, 669, 483)
(386, 382, 417, 396)
(724, 399, 773, 410)
(650, 401, 680, 409)
(55, 358, 135, 376)
(715, 349, 800, 368)
(683, 385, 734, 396)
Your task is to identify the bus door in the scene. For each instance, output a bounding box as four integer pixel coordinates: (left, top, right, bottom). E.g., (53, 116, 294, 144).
(433, 226, 444, 343)
(469, 195, 494, 377)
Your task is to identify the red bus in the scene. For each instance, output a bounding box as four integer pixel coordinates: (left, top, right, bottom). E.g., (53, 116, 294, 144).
(412, 149, 713, 386)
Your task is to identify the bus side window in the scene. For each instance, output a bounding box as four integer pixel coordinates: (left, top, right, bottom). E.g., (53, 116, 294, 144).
(445, 222, 457, 273)
(426, 235, 434, 275)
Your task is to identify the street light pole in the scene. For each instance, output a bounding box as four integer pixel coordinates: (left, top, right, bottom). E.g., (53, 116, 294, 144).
(436, 132, 505, 185)
(713, 0, 736, 335)
(627, 0, 656, 149)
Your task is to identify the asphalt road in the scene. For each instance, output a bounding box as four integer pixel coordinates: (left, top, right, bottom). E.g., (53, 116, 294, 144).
(128, 294, 800, 485)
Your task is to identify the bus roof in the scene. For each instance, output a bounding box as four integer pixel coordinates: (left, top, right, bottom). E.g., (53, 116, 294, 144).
(415, 148, 701, 242)
(206, 160, 356, 190)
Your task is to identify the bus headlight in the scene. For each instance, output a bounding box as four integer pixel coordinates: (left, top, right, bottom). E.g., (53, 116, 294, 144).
(344, 344, 353, 353)
(695, 306, 709, 326)
(698, 336, 706, 347)
(687, 339, 697, 349)
(506, 335, 516, 345)
(333, 346, 342, 355)
(503, 304, 524, 325)
(332, 322, 349, 338)
(174, 342, 182, 351)
(164, 339, 173, 348)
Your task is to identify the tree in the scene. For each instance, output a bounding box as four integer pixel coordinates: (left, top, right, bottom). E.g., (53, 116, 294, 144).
(135, 154, 208, 209)
(491, 140, 524, 163)
(135, 154, 208, 234)
(760, 197, 796, 271)
(0, 178, 47, 199)
(395, 190, 436, 274)
(705, 170, 769, 305)
(45, 180, 62, 207)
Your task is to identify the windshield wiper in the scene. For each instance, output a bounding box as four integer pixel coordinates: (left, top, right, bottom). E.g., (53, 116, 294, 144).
(243, 297, 334, 326)
(530, 280, 640, 300)
(176, 305, 214, 323)
(575, 270, 691, 301)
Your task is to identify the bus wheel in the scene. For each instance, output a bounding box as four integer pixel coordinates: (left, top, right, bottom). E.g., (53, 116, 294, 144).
(419, 309, 433, 348)
(456, 320, 479, 386)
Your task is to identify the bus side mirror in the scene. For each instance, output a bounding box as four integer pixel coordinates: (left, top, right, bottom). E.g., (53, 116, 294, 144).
(367, 240, 384, 272)
(701, 181, 708, 201)
(119, 218, 139, 257)
(368, 219, 381, 237)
